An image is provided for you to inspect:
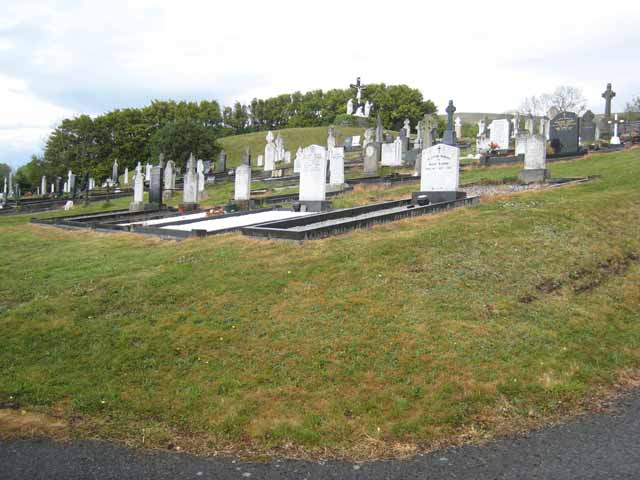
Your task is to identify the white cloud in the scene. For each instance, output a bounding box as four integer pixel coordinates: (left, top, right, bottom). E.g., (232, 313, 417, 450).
(1, 0, 640, 168)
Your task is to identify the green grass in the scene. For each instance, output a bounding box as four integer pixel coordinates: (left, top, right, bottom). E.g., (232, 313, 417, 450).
(1, 149, 639, 459)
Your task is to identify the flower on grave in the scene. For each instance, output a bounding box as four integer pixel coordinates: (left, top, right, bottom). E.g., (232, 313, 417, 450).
(489, 142, 499, 151)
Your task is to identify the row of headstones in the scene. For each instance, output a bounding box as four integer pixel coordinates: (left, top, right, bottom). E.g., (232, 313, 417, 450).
(478, 109, 616, 154)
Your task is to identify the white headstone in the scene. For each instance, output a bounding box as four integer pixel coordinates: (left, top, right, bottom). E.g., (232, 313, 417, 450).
(352, 135, 361, 147)
(454, 117, 462, 139)
(275, 133, 285, 162)
(299, 145, 327, 202)
(523, 134, 547, 170)
(164, 161, 174, 190)
(145, 163, 152, 180)
(124, 167, 129, 184)
(63, 181, 68, 193)
(133, 162, 145, 203)
(329, 147, 345, 185)
(196, 159, 205, 193)
(183, 155, 199, 204)
(489, 119, 510, 150)
(420, 144, 460, 192)
(257, 154, 264, 167)
(41, 176, 46, 195)
(284, 151, 291, 164)
(381, 138, 402, 166)
(234, 164, 251, 201)
(403, 119, 411, 137)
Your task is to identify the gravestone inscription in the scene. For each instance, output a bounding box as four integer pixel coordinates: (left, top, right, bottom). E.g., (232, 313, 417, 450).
(549, 112, 580, 155)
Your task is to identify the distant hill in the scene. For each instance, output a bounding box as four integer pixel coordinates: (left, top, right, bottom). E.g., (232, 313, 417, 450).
(218, 126, 367, 168)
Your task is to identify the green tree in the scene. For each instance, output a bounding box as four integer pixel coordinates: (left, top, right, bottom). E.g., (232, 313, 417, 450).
(148, 119, 220, 168)
(15, 155, 44, 192)
(626, 96, 640, 113)
(0, 163, 11, 180)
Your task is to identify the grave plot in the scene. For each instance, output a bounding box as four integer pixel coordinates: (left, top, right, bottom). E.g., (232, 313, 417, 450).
(242, 195, 479, 240)
(32, 206, 314, 240)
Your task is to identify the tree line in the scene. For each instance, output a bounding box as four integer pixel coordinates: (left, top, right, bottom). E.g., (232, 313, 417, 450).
(11, 84, 436, 191)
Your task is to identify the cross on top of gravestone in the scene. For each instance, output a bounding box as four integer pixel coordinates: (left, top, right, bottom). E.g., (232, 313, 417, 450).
(602, 83, 616, 117)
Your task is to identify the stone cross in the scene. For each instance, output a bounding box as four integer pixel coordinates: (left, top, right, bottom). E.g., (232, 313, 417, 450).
(349, 76, 368, 110)
(602, 83, 616, 117)
(403, 119, 411, 137)
(446, 101, 456, 131)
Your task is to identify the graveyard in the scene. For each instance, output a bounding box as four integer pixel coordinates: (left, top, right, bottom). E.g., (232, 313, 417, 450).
(1, 138, 639, 458)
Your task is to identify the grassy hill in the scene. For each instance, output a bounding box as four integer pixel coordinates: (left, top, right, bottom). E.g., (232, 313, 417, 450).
(0, 149, 639, 459)
(218, 126, 367, 167)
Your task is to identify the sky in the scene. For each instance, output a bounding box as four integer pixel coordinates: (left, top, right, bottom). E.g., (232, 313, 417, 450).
(1, 0, 639, 170)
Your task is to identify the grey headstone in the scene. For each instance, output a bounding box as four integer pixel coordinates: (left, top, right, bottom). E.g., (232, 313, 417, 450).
(550, 112, 580, 155)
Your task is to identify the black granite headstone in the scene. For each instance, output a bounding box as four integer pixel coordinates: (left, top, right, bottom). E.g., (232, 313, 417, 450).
(149, 165, 163, 206)
(56, 177, 64, 197)
(580, 110, 596, 144)
(549, 112, 580, 155)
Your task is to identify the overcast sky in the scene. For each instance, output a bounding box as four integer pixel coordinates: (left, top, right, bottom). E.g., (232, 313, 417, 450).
(2, 0, 639, 169)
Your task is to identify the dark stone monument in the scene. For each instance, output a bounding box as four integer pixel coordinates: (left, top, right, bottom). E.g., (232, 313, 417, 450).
(442, 100, 457, 146)
(218, 150, 227, 173)
(149, 165, 163, 206)
(580, 110, 596, 145)
(69, 174, 77, 199)
(549, 112, 580, 155)
(55, 177, 64, 197)
(601, 83, 616, 138)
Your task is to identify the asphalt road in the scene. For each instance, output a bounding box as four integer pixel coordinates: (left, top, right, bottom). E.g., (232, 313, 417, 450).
(1, 391, 639, 479)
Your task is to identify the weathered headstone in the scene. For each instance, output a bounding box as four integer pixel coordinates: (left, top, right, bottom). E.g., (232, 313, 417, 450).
(489, 119, 510, 150)
(284, 151, 291, 164)
(182, 154, 199, 207)
(196, 159, 206, 199)
(327, 126, 336, 151)
(515, 132, 528, 156)
(549, 112, 579, 155)
(234, 164, 251, 201)
(275, 133, 285, 162)
(257, 154, 264, 167)
(149, 165, 163, 206)
(580, 110, 596, 144)
(363, 142, 378, 175)
(329, 147, 345, 186)
(112, 159, 119, 184)
(130, 162, 145, 211)
(218, 150, 227, 173)
(519, 134, 549, 183)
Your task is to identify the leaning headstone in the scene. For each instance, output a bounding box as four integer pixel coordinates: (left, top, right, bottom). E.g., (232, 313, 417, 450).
(329, 147, 345, 186)
(234, 164, 251, 201)
(519, 134, 549, 183)
(299, 145, 328, 211)
(549, 112, 579, 155)
(580, 110, 596, 145)
(489, 119, 510, 150)
(419, 144, 461, 202)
